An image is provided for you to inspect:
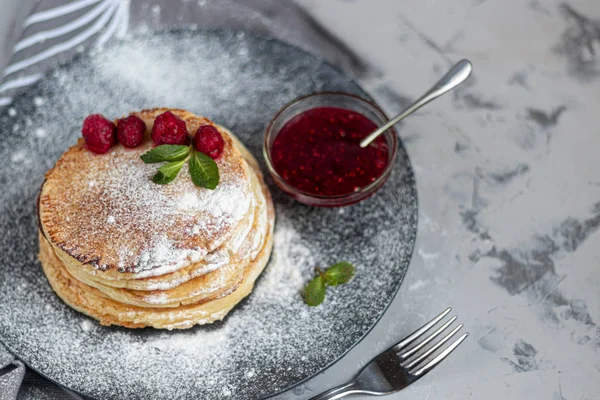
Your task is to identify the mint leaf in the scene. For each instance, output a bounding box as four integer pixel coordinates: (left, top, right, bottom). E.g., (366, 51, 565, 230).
(323, 262, 355, 286)
(152, 159, 185, 184)
(141, 145, 190, 164)
(189, 149, 219, 190)
(304, 275, 326, 307)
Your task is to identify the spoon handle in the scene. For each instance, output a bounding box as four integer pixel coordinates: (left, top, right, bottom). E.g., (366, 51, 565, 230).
(359, 59, 473, 148)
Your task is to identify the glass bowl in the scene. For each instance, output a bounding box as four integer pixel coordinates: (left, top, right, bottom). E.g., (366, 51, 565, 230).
(263, 92, 398, 207)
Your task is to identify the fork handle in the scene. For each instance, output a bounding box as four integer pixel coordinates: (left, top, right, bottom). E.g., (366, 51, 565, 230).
(308, 381, 360, 400)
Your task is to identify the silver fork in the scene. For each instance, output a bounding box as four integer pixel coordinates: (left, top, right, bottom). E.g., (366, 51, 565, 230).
(309, 308, 468, 400)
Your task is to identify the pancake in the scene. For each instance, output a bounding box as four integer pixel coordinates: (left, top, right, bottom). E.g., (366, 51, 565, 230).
(39, 109, 254, 278)
(61, 245, 232, 291)
(38, 109, 275, 329)
(56, 186, 256, 291)
(62, 137, 269, 293)
(55, 173, 270, 308)
(39, 190, 274, 329)
(40, 233, 245, 308)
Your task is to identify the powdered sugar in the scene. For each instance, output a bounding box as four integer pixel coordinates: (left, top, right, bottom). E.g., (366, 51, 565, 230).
(254, 218, 307, 301)
(0, 30, 417, 400)
(10, 149, 27, 163)
(80, 319, 94, 333)
(175, 180, 251, 220)
(34, 128, 47, 138)
(136, 235, 203, 275)
(176, 192, 198, 210)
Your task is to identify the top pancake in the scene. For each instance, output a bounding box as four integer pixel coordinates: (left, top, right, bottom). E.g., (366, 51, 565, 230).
(39, 109, 253, 277)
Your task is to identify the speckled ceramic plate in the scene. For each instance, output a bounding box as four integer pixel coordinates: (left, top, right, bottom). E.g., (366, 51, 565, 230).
(0, 29, 417, 400)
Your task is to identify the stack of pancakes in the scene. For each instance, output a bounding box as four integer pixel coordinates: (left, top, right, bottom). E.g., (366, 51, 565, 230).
(38, 109, 274, 329)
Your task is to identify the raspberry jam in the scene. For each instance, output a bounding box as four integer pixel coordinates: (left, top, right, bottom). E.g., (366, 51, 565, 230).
(270, 107, 389, 197)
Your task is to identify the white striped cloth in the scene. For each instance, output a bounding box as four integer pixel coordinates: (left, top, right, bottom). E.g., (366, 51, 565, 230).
(0, 0, 129, 107)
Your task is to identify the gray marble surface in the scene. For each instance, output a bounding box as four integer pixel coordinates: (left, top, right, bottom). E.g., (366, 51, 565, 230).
(284, 0, 600, 399)
(0, 0, 598, 399)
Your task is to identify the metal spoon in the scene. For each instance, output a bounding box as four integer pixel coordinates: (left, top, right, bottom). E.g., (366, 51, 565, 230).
(359, 59, 473, 148)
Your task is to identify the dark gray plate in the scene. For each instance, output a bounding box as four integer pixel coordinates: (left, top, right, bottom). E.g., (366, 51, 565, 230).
(0, 29, 417, 400)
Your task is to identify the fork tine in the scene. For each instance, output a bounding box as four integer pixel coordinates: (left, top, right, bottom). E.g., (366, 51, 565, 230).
(404, 324, 463, 369)
(399, 316, 457, 359)
(392, 307, 452, 352)
(411, 332, 469, 377)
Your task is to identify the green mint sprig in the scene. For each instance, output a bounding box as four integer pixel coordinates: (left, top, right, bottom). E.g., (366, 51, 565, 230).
(304, 262, 355, 307)
(140, 144, 220, 190)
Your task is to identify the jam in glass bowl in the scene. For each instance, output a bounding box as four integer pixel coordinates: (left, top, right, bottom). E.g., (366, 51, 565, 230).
(263, 92, 398, 207)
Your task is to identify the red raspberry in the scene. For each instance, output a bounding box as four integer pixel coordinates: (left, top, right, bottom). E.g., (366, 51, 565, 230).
(81, 114, 116, 154)
(193, 125, 225, 159)
(117, 115, 146, 148)
(151, 111, 189, 145)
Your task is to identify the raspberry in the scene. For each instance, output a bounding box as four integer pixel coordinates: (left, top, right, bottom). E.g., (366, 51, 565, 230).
(193, 125, 225, 159)
(117, 115, 146, 148)
(81, 114, 116, 154)
(151, 111, 189, 145)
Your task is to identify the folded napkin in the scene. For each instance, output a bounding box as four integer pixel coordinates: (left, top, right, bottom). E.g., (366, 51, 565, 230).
(0, 1, 364, 398)
(0, 343, 24, 400)
(1, 342, 87, 400)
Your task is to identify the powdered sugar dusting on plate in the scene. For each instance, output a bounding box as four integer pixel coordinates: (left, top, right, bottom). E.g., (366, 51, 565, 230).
(255, 216, 307, 301)
(0, 30, 417, 400)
